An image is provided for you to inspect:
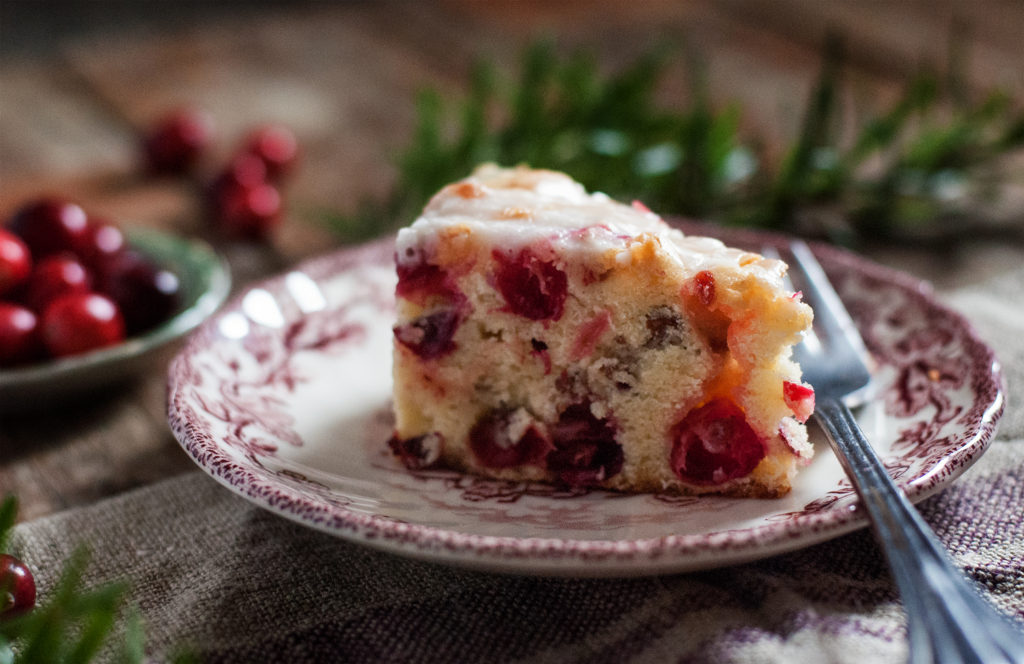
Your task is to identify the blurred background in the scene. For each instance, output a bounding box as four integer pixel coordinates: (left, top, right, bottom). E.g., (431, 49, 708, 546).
(3, 0, 1022, 266)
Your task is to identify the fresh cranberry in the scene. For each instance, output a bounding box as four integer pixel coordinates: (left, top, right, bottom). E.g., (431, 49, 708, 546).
(393, 309, 459, 359)
(142, 108, 214, 175)
(493, 247, 567, 321)
(783, 381, 816, 423)
(469, 408, 553, 469)
(670, 399, 766, 486)
(0, 303, 40, 367)
(0, 229, 32, 297)
(72, 218, 126, 269)
(388, 432, 443, 469)
(546, 403, 623, 486)
(209, 152, 269, 196)
(94, 250, 180, 336)
(24, 255, 93, 313)
(211, 181, 282, 240)
(242, 124, 298, 180)
(41, 292, 125, 358)
(6, 198, 89, 259)
(0, 554, 36, 618)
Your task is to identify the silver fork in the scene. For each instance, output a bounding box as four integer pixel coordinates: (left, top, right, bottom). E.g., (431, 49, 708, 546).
(778, 240, 1024, 664)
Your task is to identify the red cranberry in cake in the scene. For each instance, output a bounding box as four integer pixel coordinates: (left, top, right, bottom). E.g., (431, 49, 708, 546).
(783, 381, 816, 423)
(546, 403, 623, 486)
(493, 246, 568, 321)
(388, 432, 443, 469)
(693, 270, 716, 307)
(469, 407, 552, 469)
(670, 399, 766, 486)
(395, 251, 461, 305)
(393, 309, 460, 359)
(390, 165, 814, 497)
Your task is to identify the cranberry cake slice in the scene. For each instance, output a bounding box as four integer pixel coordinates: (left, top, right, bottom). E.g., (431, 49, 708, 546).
(389, 165, 815, 497)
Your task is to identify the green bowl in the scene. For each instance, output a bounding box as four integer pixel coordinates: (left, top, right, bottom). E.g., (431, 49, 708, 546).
(0, 228, 231, 413)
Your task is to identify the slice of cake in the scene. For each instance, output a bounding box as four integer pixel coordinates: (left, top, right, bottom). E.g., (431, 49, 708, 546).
(389, 165, 815, 497)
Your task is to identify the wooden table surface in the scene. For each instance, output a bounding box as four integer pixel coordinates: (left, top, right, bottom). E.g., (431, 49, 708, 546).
(2, 0, 1022, 522)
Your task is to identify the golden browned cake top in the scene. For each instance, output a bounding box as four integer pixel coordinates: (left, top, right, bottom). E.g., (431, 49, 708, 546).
(396, 164, 786, 285)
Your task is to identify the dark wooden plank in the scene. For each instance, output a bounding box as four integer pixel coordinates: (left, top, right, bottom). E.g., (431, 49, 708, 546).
(0, 59, 134, 182)
(444, 0, 906, 160)
(711, 0, 1024, 100)
(60, 3, 463, 218)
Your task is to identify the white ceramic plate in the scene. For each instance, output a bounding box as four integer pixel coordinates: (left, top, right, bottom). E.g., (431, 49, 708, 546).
(167, 230, 1004, 576)
(1, 229, 230, 413)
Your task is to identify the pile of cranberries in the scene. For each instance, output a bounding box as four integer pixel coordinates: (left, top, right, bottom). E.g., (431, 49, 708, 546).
(142, 108, 298, 240)
(0, 198, 181, 368)
(0, 553, 35, 618)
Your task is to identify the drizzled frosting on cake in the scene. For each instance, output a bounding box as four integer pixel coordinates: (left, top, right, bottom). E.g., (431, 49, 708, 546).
(396, 164, 785, 283)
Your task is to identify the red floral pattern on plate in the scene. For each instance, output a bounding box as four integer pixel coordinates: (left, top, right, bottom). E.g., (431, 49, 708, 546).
(167, 230, 1004, 576)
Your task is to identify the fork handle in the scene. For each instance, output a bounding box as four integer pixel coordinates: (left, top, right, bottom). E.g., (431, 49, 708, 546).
(814, 396, 1024, 664)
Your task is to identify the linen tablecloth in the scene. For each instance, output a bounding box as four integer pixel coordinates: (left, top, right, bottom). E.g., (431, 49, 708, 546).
(10, 241, 1024, 663)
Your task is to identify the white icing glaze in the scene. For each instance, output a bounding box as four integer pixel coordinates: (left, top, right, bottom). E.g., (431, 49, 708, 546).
(396, 165, 786, 283)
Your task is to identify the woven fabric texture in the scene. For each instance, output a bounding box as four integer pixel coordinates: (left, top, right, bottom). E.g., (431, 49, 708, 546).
(10, 243, 1024, 663)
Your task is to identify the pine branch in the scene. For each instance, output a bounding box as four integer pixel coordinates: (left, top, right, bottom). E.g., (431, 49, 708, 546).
(0, 495, 196, 664)
(325, 36, 1024, 247)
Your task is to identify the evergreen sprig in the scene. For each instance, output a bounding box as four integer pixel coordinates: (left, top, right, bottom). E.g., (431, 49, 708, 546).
(326, 37, 1024, 246)
(0, 495, 196, 664)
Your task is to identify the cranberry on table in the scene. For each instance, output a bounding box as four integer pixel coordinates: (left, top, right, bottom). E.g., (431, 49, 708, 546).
(142, 107, 214, 175)
(0, 554, 36, 618)
(242, 124, 298, 180)
(0, 229, 32, 296)
(23, 255, 93, 313)
(212, 180, 282, 240)
(0, 303, 40, 367)
(41, 292, 125, 358)
(6, 198, 89, 259)
(209, 152, 269, 195)
(95, 250, 181, 335)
